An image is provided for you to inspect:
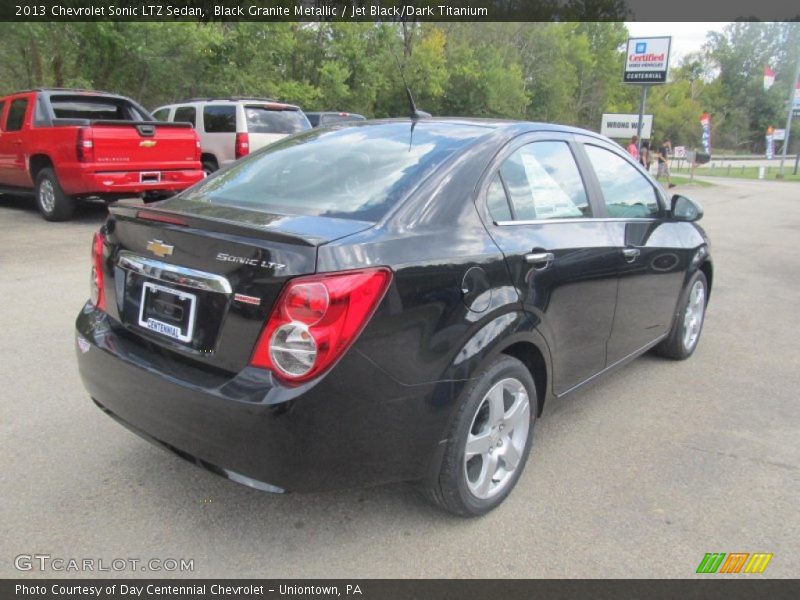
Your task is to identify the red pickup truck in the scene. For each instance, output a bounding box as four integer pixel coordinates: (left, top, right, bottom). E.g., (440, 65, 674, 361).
(0, 89, 204, 221)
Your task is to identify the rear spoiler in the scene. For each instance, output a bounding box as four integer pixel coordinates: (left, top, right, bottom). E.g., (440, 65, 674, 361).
(108, 204, 321, 247)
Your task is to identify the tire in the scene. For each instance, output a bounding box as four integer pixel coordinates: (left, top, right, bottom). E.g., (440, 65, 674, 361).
(35, 168, 75, 221)
(653, 270, 708, 360)
(422, 355, 537, 517)
(202, 159, 219, 177)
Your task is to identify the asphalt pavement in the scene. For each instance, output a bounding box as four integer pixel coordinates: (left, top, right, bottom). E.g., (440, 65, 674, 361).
(0, 179, 798, 578)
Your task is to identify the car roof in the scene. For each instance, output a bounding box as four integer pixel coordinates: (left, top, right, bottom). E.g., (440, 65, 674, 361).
(307, 111, 365, 116)
(157, 98, 301, 110)
(339, 117, 608, 144)
(12, 88, 134, 102)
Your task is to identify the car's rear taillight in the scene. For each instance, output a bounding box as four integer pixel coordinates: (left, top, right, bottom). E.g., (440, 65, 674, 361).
(90, 231, 106, 311)
(76, 127, 95, 163)
(250, 268, 392, 383)
(235, 132, 250, 159)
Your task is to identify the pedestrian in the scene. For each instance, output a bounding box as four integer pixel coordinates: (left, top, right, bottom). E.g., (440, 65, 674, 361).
(656, 138, 676, 188)
(627, 135, 639, 161)
(640, 140, 651, 172)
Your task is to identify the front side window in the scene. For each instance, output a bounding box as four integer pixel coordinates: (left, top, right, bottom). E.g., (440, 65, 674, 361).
(203, 105, 236, 133)
(497, 141, 590, 221)
(6, 98, 29, 131)
(173, 106, 196, 127)
(585, 144, 660, 218)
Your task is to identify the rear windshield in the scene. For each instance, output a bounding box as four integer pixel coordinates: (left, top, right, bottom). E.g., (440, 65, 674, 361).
(181, 122, 489, 222)
(49, 95, 147, 121)
(245, 106, 310, 134)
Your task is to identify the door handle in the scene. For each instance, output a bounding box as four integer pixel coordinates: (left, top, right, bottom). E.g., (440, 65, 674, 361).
(525, 251, 554, 270)
(622, 247, 641, 263)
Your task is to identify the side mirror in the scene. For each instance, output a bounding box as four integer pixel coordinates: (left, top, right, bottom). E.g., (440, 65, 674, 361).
(671, 194, 703, 222)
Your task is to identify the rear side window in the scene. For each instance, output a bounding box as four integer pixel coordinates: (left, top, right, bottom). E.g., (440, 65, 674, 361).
(245, 106, 310, 134)
(181, 122, 488, 222)
(49, 95, 146, 121)
(0, 101, 5, 129)
(584, 144, 660, 218)
(151, 108, 170, 122)
(173, 106, 196, 127)
(6, 98, 29, 131)
(486, 174, 512, 222)
(203, 105, 236, 133)
(498, 141, 590, 220)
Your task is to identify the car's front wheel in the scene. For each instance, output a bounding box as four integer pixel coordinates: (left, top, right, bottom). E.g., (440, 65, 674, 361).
(423, 355, 536, 517)
(36, 168, 75, 221)
(654, 270, 708, 360)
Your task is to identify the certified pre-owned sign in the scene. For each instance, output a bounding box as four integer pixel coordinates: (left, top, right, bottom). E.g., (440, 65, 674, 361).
(624, 37, 671, 84)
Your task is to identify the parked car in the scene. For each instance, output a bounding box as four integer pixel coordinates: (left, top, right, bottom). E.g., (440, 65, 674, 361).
(75, 118, 712, 516)
(152, 98, 311, 175)
(0, 88, 204, 221)
(306, 111, 366, 128)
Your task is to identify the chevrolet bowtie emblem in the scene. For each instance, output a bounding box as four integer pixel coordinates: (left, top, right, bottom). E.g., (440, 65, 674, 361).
(146, 240, 174, 258)
(140, 140, 157, 148)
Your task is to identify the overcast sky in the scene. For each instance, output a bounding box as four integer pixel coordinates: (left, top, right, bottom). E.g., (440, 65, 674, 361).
(625, 22, 731, 63)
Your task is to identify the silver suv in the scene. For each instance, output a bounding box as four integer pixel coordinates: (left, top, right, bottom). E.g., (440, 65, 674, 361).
(152, 97, 311, 175)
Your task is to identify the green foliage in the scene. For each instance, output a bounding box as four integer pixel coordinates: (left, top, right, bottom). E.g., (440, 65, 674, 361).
(0, 21, 796, 154)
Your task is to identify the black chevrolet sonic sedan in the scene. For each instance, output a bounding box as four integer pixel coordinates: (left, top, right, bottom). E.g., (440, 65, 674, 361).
(76, 118, 712, 516)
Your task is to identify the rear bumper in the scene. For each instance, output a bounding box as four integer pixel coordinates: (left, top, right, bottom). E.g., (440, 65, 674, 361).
(58, 164, 204, 196)
(75, 304, 446, 492)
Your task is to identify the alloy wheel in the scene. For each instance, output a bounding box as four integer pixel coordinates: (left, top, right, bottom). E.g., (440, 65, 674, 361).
(463, 377, 530, 500)
(682, 280, 706, 351)
(39, 178, 56, 213)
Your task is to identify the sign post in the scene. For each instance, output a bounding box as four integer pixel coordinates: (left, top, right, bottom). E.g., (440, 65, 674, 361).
(777, 56, 800, 178)
(623, 37, 671, 153)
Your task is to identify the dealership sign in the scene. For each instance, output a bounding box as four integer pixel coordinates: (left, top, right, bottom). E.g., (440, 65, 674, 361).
(600, 113, 653, 139)
(623, 37, 671, 84)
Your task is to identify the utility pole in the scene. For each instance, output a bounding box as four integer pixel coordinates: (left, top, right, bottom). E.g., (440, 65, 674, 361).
(777, 52, 800, 178)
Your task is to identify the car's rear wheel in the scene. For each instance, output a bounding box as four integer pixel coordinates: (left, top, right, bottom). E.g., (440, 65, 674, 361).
(36, 168, 75, 221)
(654, 270, 708, 360)
(422, 355, 536, 517)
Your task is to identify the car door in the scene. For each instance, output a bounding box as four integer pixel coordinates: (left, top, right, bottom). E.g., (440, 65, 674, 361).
(480, 133, 620, 395)
(0, 94, 32, 188)
(577, 139, 688, 365)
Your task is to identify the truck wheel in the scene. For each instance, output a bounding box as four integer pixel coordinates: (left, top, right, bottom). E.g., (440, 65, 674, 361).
(36, 168, 75, 221)
(202, 159, 219, 177)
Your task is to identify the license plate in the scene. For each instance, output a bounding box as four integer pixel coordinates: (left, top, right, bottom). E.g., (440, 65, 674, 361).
(138, 282, 196, 343)
(140, 171, 161, 183)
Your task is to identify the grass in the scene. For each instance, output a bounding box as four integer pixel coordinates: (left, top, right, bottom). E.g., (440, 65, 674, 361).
(672, 165, 800, 182)
(667, 175, 713, 188)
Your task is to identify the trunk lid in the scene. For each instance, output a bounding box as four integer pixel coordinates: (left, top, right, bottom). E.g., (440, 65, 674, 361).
(103, 201, 372, 373)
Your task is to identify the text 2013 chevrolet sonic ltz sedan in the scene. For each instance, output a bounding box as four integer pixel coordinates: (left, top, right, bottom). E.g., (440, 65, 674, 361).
(76, 119, 712, 516)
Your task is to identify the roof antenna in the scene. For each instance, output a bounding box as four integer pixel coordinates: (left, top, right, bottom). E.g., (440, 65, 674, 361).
(390, 42, 431, 120)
